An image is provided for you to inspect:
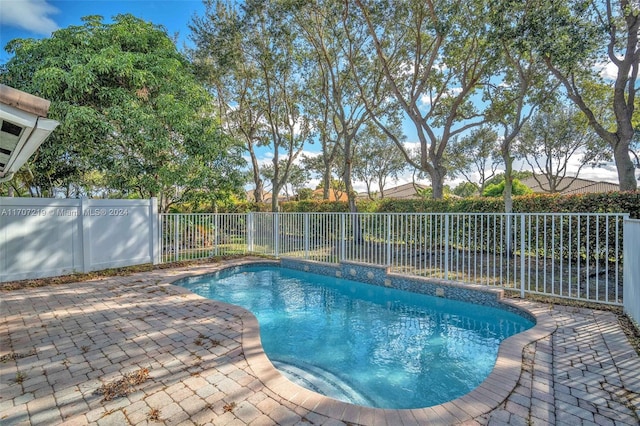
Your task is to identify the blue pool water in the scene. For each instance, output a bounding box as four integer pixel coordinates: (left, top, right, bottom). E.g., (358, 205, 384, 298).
(178, 265, 534, 409)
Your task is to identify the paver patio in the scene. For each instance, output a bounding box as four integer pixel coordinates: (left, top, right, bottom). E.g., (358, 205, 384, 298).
(1, 258, 638, 425)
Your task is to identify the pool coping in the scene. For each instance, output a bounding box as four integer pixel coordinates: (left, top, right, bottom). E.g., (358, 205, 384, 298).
(172, 258, 557, 424)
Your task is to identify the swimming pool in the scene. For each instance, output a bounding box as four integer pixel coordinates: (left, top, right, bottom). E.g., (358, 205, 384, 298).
(177, 264, 534, 409)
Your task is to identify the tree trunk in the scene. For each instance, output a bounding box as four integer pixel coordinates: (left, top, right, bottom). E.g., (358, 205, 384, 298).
(271, 182, 280, 212)
(430, 163, 447, 199)
(248, 145, 263, 203)
(503, 153, 514, 214)
(502, 151, 514, 256)
(322, 170, 331, 200)
(614, 141, 638, 191)
(253, 179, 264, 204)
(343, 153, 358, 213)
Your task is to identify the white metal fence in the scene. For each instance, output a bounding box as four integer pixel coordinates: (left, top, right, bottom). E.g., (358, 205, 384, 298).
(159, 212, 628, 306)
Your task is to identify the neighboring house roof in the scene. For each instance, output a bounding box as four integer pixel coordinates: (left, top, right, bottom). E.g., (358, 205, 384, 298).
(520, 175, 619, 195)
(246, 189, 273, 202)
(359, 182, 430, 199)
(311, 188, 349, 201)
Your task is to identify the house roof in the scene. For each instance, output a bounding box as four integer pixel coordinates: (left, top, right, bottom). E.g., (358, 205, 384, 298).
(358, 182, 430, 199)
(0, 85, 59, 181)
(246, 189, 297, 203)
(311, 188, 349, 201)
(520, 175, 619, 195)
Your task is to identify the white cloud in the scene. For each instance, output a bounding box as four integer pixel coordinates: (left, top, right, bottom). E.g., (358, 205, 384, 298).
(597, 61, 618, 80)
(0, 0, 59, 35)
(418, 87, 463, 107)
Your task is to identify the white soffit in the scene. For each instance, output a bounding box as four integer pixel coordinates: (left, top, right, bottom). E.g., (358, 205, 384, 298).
(0, 86, 59, 181)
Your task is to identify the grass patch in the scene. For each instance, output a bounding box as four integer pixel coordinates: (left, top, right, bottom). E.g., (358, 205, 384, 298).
(13, 372, 26, 384)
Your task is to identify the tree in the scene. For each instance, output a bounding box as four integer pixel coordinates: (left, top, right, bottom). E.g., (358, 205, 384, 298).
(249, 1, 314, 211)
(303, 69, 340, 200)
(483, 178, 532, 197)
(484, 171, 533, 188)
(190, 1, 268, 203)
(1, 15, 246, 210)
(453, 181, 480, 198)
(296, 187, 314, 200)
(315, 178, 347, 201)
(449, 127, 502, 196)
(294, 0, 378, 212)
(516, 105, 607, 192)
(485, 1, 560, 213)
(517, 0, 639, 191)
(261, 160, 310, 199)
(352, 123, 408, 199)
(191, 1, 312, 211)
(351, 0, 500, 199)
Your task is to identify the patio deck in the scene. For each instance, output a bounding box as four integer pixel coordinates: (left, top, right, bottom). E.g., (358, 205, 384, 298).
(1, 258, 638, 425)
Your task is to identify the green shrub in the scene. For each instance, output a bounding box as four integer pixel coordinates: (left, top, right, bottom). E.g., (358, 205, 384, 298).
(220, 191, 639, 218)
(482, 179, 533, 197)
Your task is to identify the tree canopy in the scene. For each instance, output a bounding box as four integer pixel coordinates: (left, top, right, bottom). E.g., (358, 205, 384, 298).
(1, 14, 246, 211)
(510, 0, 639, 191)
(3, 1, 637, 210)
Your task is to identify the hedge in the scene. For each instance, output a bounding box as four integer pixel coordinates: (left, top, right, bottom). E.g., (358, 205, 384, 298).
(244, 191, 639, 218)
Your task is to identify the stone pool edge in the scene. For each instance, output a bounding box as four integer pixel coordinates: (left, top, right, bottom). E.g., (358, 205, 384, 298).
(171, 258, 557, 425)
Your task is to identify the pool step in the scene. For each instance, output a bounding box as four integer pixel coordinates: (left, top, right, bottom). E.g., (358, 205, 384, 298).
(272, 358, 377, 407)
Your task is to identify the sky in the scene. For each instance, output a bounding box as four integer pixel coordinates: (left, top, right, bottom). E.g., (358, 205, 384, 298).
(0, 0, 624, 192)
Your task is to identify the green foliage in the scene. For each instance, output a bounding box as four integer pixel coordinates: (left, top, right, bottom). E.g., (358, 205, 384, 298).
(352, 122, 408, 199)
(483, 179, 533, 197)
(1, 14, 246, 209)
(349, 0, 502, 199)
(484, 171, 533, 188)
(296, 188, 314, 200)
(191, 1, 312, 211)
(516, 105, 607, 192)
(449, 127, 502, 193)
(506, 0, 639, 190)
(279, 200, 350, 213)
(453, 182, 480, 198)
(271, 191, 639, 218)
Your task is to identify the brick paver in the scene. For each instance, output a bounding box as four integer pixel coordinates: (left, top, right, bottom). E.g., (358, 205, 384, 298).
(1, 258, 639, 425)
(479, 306, 639, 426)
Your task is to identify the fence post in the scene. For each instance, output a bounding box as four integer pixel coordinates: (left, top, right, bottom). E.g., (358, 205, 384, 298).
(386, 214, 392, 266)
(215, 211, 220, 256)
(247, 212, 254, 253)
(304, 213, 309, 259)
(520, 214, 526, 298)
(150, 198, 159, 265)
(274, 212, 279, 257)
(174, 215, 180, 262)
(340, 213, 345, 262)
(444, 214, 449, 280)
(80, 198, 91, 273)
